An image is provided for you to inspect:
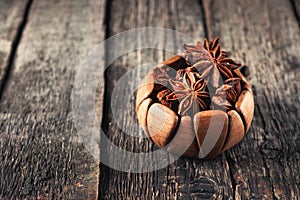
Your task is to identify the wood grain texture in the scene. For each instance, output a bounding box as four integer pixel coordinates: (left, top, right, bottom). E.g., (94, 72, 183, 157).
(147, 103, 178, 147)
(0, 0, 105, 199)
(136, 98, 152, 137)
(167, 116, 199, 157)
(194, 110, 228, 159)
(205, 0, 300, 198)
(135, 70, 155, 110)
(292, 0, 300, 26)
(222, 110, 245, 152)
(100, 0, 234, 199)
(0, 0, 297, 198)
(235, 90, 254, 132)
(0, 0, 30, 90)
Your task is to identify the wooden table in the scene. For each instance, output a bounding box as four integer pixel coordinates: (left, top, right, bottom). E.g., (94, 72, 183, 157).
(0, 0, 299, 199)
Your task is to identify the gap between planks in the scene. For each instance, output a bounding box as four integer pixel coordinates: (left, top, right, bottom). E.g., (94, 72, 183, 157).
(289, 0, 300, 28)
(98, 0, 112, 198)
(0, 0, 33, 101)
(200, 0, 237, 198)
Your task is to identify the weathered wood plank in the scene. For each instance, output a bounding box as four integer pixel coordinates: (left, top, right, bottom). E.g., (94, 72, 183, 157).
(0, 0, 105, 199)
(205, 0, 300, 198)
(0, 0, 30, 92)
(0, 113, 100, 199)
(99, 0, 233, 199)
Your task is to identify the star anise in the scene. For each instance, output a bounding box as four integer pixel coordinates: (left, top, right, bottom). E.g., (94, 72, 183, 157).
(212, 77, 242, 110)
(203, 37, 229, 58)
(165, 73, 210, 115)
(156, 88, 174, 109)
(183, 37, 241, 88)
(175, 67, 201, 81)
(183, 41, 211, 64)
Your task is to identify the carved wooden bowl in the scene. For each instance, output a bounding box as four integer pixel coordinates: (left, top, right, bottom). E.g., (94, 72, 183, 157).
(136, 39, 254, 159)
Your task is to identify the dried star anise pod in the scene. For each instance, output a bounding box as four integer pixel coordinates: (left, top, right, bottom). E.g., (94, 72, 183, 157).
(183, 41, 211, 64)
(175, 67, 202, 81)
(156, 88, 174, 109)
(175, 69, 186, 80)
(165, 73, 210, 115)
(153, 65, 181, 110)
(203, 37, 229, 58)
(183, 37, 241, 88)
(212, 77, 242, 110)
(203, 37, 241, 74)
(224, 77, 242, 96)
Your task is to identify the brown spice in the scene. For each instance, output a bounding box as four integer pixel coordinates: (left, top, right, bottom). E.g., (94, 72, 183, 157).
(183, 37, 241, 88)
(166, 73, 209, 115)
(212, 77, 242, 110)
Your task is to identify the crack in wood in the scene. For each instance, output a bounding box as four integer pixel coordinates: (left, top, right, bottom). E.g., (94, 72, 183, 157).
(98, 0, 113, 199)
(0, 0, 33, 101)
(200, 1, 237, 199)
(225, 152, 237, 200)
(198, 0, 209, 40)
(289, 0, 300, 28)
(260, 153, 278, 200)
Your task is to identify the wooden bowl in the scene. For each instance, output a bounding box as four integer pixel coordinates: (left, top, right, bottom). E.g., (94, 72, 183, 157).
(136, 55, 254, 159)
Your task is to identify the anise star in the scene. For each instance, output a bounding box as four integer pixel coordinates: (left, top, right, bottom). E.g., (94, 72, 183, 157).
(166, 73, 210, 115)
(212, 77, 242, 110)
(183, 37, 241, 88)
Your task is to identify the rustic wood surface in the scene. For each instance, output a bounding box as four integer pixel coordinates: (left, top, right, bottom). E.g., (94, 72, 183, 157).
(0, 0, 105, 199)
(0, 0, 299, 199)
(204, 0, 300, 199)
(147, 103, 179, 148)
(0, 0, 30, 94)
(167, 116, 199, 158)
